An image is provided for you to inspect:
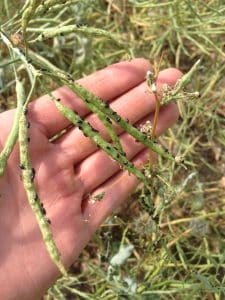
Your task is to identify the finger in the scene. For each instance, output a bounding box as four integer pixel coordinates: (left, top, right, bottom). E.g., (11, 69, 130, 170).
(82, 148, 151, 231)
(76, 102, 179, 196)
(54, 68, 183, 165)
(27, 58, 152, 138)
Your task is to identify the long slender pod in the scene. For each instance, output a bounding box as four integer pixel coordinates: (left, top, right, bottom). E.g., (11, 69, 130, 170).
(19, 106, 67, 276)
(21, 0, 39, 56)
(96, 111, 124, 155)
(30, 25, 124, 46)
(0, 79, 24, 176)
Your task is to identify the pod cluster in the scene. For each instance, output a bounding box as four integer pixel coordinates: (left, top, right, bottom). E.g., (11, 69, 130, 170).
(54, 99, 147, 184)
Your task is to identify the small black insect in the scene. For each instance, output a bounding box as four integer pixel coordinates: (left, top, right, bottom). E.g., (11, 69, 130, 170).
(19, 163, 25, 170)
(106, 117, 112, 124)
(19, 49, 25, 56)
(145, 188, 151, 195)
(106, 146, 111, 151)
(67, 74, 74, 82)
(143, 134, 148, 140)
(140, 195, 145, 201)
(56, 98, 61, 102)
(27, 137, 30, 142)
(40, 68, 48, 72)
(152, 214, 159, 223)
(120, 150, 126, 156)
(41, 207, 46, 215)
(47, 218, 51, 225)
(34, 194, 39, 201)
(43, 7, 49, 14)
(77, 23, 87, 27)
(31, 168, 35, 180)
(60, 32, 64, 37)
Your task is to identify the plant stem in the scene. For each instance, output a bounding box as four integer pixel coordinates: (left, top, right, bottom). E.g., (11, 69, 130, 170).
(0, 78, 24, 176)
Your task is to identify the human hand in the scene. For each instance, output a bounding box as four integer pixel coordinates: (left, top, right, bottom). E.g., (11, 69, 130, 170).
(0, 58, 182, 300)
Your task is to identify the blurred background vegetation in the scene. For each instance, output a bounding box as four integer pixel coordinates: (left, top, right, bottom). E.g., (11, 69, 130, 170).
(0, 0, 225, 299)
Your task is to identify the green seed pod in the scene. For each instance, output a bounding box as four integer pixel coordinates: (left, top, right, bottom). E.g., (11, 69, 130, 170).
(95, 111, 124, 154)
(32, 25, 124, 46)
(19, 110, 67, 276)
(21, 0, 39, 55)
(75, 97, 124, 155)
(0, 78, 25, 176)
(53, 99, 147, 183)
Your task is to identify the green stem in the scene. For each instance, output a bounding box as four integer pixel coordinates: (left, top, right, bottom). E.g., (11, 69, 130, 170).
(0, 79, 24, 176)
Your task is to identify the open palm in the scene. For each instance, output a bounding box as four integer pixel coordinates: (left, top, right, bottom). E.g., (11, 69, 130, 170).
(0, 59, 182, 300)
